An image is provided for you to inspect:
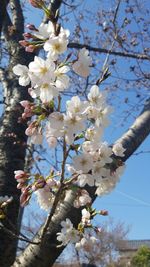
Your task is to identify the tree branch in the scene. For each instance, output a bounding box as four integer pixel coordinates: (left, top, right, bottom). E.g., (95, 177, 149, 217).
(12, 97, 150, 267)
(68, 42, 150, 61)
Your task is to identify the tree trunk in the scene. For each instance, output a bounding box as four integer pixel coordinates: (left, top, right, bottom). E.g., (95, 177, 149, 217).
(0, 0, 34, 265)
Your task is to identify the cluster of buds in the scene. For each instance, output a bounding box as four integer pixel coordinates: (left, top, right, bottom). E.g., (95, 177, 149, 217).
(20, 100, 34, 119)
(14, 170, 32, 206)
(14, 169, 60, 207)
(19, 39, 43, 53)
(0, 196, 13, 219)
(19, 22, 44, 53)
(14, 170, 29, 190)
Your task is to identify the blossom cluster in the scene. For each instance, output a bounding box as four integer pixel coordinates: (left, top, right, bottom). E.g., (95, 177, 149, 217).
(11, 1, 126, 257)
(57, 207, 108, 265)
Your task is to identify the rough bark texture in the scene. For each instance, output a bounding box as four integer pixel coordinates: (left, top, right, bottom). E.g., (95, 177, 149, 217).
(0, 0, 34, 266)
(0, 1, 63, 266)
(12, 98, 150, 267)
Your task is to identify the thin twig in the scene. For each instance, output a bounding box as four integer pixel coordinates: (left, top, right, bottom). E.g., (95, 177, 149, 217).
(0, 223, 40, 245)
(68, 43, 150, 61)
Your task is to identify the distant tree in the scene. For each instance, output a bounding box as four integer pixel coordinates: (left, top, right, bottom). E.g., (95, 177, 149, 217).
(57, 219, 129, 267)
(131, 246, 150, 267)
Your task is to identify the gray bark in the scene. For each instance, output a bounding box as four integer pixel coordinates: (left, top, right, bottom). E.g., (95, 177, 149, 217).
(0, 0, 34, 266)
(12, 98, 150, 267)
(0, 0, 63, 266)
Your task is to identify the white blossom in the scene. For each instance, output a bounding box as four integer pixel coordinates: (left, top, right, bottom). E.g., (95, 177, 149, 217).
(13, 64, 30, 86)
(85, 126, 103, 142)
(29, 56, 55, 86)
(72, 154, 93, 173)
(81, 208, 91, 224)
(35, 185, 54, 211)
(55, 65, 70, 90)
(66, 96, 88, 115)
(98, 142, 113, 164)
(44, 36, 68, 60)
(77, 173, 95, 187)
(73, 190, 91, 208)
(48, 112, 64, 132)
(57, 218, 80, 246)
(64, 113, 86, 144)
(39, 83, 58, 103)
(88, 85, 106, 107)
(72, 48, 92, 77)
(92, 162, 108, 183)
(33, 21, 54, 39)
(112, 143, 126, 157)
(76, 230, 99, 252)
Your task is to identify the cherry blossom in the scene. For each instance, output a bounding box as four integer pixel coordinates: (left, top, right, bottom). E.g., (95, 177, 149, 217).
(44, 36, 69, 60)
(72, 48, 92, 77)
(32, 21, 54, 39)
(12, 5, 127, 257)
(112, 143, 126, 157)
(29, 56, 55, 86)
(72, 154, 93, 173)
(73, 189, 91, 208)
(57, 218, 80, 246)
(55, 65, 70, 90)
(35, 184, 54, 211)
(13, 64, 30, 86)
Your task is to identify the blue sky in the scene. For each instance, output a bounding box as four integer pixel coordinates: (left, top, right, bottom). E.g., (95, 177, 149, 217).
(23, 0, 150, 241)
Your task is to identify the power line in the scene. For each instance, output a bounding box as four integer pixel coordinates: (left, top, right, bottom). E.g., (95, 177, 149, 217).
(116, 190, 150, 207)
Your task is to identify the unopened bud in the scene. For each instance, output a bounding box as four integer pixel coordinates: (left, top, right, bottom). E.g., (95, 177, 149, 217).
(23, 32, 32, 39)
(25, 45, 35, 53)
(99, 210, 108, 216)
(19, 40, 29, 47)
(26, 24, 38, 31)
(29, 0, 44, 8)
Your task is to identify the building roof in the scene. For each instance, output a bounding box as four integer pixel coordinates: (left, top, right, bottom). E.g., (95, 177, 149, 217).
(119, 239, 150, 251)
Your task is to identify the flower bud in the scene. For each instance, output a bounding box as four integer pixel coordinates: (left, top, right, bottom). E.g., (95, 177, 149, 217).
(20, 187, 31, 207)
(99, 210, 108, 216)
(29, 0, 44, 8)
(25, 45, 36, 53)
(26, 24, 38, 31)
(23, 32, 32, 39)
(19, 40, 29, 47)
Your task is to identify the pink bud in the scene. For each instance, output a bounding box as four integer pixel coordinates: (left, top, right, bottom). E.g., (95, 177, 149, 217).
(20, 100, 30, 107)
(29, 0, 44, 8)
(19, 40, 29, 47)
(14, 170, 26, 180)
(20, 190, 30, 207)
(17, 182, 26, 189)
(25, 45, 35, 53)
(23, 33, 32, 39)
(26, 24, 38, 31)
